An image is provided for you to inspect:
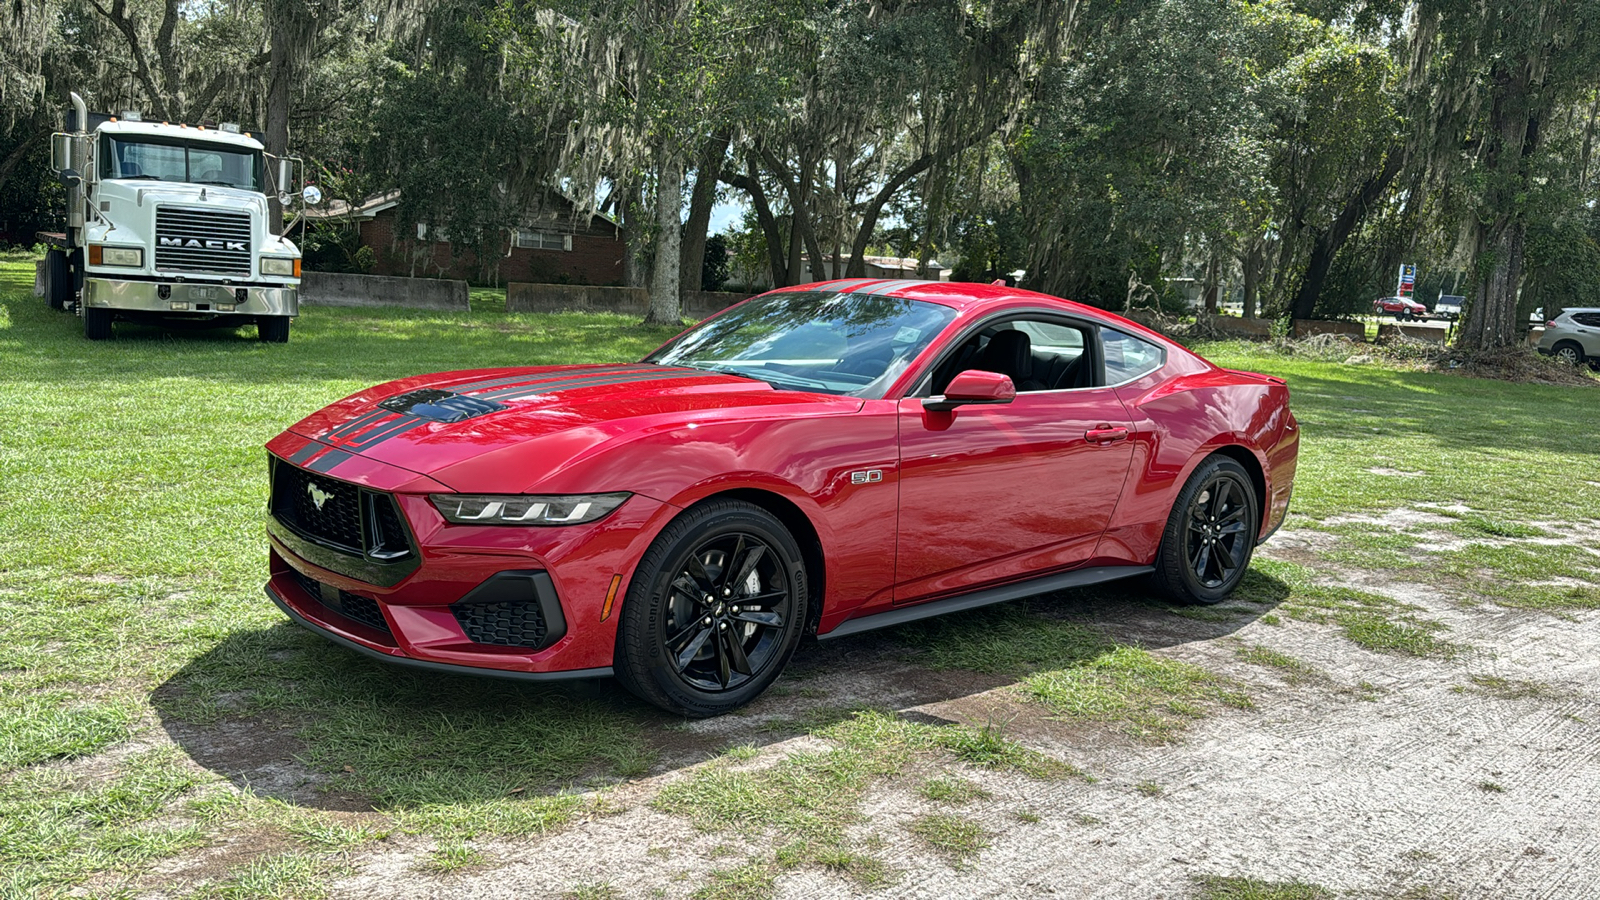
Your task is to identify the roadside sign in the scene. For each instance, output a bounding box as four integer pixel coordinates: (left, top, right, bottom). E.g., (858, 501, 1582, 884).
(1397, 264, 1416, 296)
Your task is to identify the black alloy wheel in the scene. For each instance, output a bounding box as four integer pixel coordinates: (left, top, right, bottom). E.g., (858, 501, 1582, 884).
(1151, 455, 1258, 605)
(662, 531, 792, 693)
(616, 500, 808, 717)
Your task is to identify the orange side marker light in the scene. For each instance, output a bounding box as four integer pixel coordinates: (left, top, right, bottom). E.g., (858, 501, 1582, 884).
(600, 574, 623, 622)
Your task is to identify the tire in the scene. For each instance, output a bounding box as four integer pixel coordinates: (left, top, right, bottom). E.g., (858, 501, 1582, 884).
(257, 315, 291, 343)
(614, 499, 809, 717)
(44, 249, 71, 310)
(1552, 341, 1584, 366)
(1151, 455, 1259, 605)
(1588, 358, 1600, 374)
(83, 307, 112, 341)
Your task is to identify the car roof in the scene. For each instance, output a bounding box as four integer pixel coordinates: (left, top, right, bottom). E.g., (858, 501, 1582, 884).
(771, 278, 1161, 329)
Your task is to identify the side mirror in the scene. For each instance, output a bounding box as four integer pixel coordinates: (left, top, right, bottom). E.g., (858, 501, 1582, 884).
(923, 370, 1016, 412)
(277, 158, 291, 192)
(301, 184, 323, 206)
(57, 168, 82, 188)
(51, 133, 74, 172)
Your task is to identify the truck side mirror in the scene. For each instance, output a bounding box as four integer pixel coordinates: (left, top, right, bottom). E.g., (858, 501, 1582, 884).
(277, 158, 291, 193)
(51, 133, 73, 173)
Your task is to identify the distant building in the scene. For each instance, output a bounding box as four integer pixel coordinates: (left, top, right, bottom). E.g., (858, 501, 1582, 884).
(728, 254, 953, 291)
(306, 190, 626, 285)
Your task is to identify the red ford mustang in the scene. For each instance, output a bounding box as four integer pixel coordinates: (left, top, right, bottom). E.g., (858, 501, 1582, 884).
(264, 280, 1299, 716)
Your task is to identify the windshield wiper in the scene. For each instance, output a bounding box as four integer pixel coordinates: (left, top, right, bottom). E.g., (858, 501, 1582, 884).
(194, 180, 242, 188)
(693, 363, 834, 392)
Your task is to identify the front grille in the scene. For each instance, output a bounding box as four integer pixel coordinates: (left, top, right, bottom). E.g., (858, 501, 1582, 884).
(292, 569, 391, 634)
(154, 206, 253, 275)
(275, 464, 363, 551)
(451, 600, 549, 649)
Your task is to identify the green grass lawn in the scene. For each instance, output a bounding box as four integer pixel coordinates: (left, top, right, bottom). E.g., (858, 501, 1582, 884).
(2, 251, 1597, 897)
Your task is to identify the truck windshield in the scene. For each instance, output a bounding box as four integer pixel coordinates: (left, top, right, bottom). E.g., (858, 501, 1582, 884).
(103, 137, 263, 191)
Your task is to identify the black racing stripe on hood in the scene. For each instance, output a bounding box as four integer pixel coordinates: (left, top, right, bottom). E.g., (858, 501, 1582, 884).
(324, 408, 391, 440)
(286, 442, 322, 465)
(471, 367, 706, 401)
(305, 449, 352, 473)
(341, 416, 428, 451)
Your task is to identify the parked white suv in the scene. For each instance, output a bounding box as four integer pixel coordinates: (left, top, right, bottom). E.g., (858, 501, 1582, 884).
(1536, 308, 1600, 371)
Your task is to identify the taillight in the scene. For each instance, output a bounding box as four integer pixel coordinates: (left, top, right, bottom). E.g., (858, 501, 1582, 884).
(1546, 321, 1556, 327)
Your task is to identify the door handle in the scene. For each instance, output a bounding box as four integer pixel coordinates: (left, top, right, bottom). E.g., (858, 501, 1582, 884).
(1085, 425, 1129, 444)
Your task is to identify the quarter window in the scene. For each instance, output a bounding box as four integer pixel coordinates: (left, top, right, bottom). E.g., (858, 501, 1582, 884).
(1102, 329, 1165, 383)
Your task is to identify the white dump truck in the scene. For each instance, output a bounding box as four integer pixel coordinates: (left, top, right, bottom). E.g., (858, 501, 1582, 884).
(41, 92, 320, 341)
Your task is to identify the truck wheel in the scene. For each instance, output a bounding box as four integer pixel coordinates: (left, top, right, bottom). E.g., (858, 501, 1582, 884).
(45, 250, 71, 310)
(257, 316, 290, 343)
(84, 307, 112, 341)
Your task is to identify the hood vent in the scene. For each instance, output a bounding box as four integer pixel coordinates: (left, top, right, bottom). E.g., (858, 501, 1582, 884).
(378, 389, 506, 422)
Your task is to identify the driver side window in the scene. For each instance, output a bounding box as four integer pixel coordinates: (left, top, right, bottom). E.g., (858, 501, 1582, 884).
(930, 317, 1094, 395)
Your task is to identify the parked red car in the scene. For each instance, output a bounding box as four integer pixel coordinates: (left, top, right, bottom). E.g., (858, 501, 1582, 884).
(264, 280, 1299, 715)
(1374, 296, 1428, 320)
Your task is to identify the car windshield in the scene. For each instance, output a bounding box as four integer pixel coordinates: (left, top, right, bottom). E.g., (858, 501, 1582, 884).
(103, 136, 263, 191)
(645, 291, 958, 397)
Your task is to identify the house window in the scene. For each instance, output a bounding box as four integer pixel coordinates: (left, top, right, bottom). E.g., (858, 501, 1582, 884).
(515, 229, 571, 251)
(417, 222, 449, 243)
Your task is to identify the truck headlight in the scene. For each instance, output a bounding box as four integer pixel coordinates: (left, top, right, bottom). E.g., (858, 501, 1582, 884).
(261, 257, 300, 277)
(430, 493, 631, 526)
(90, 245, 142, 267)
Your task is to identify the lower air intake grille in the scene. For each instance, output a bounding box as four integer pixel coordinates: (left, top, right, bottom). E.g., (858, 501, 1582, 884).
(451, 600, 549, 649)
(292, 569, 391, 634)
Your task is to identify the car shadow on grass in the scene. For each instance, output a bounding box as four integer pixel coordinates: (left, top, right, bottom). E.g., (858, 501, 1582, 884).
(151, 569, 1288, 814)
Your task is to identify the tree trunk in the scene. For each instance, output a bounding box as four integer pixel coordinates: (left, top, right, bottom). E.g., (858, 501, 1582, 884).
(1203, 252, 1220, 314)
(720, 162, 788, 287)
(679, 135, 729, 299)
(757, 146, 826, 287)
(1289, 149, 1404, 320)
(619, 186, 648, 288)
(845, 154, 932, 277)
(264, 12, 295, 235)
(1240, 239, 1263, 319)
(645, 157, 683, 324)
(0, 130, 45, 200)
(1459, 219, 1524, 350)
(1457, 62, 1543, 351)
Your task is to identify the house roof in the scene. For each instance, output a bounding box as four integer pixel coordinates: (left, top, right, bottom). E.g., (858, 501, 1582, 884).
(301, 190, 401, 221)
(301, 188, 619, 229)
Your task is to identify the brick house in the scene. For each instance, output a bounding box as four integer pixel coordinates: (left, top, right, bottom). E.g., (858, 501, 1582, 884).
(315, 190, 627, 285)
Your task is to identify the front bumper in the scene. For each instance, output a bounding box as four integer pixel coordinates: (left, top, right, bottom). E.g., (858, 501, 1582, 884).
(266, 583, 611, 682)
(263, 441, 676, 679)
(83, 276, 298, 316)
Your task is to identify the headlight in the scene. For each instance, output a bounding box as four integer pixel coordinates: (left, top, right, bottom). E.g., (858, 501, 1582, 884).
(261, 257, 299, 277)
(90, 245, 142, 267)
(430, 492, 631, 526)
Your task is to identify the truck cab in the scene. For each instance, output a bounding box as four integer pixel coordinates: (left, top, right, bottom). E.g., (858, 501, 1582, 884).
(42, 96, 316, 342)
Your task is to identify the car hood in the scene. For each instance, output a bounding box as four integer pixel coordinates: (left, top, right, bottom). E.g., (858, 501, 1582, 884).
(286, 364, 864, 492)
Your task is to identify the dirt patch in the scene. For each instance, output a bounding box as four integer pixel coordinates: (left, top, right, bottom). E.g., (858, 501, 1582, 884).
(160, 714, 375, 812)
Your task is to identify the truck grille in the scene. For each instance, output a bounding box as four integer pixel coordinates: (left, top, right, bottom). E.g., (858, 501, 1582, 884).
(154, 206, 252, 276)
